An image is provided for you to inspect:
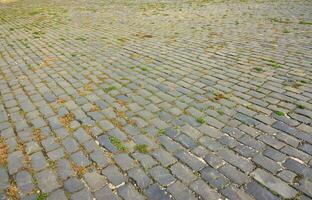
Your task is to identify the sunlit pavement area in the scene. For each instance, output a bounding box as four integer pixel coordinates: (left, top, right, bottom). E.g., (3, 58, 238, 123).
(0, 0, 312, 199)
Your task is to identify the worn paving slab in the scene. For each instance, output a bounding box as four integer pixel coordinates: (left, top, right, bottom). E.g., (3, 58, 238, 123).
(0, 0, 312, 199)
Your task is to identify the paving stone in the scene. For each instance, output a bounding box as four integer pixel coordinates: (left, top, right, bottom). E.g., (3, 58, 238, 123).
(167, 181, 197, 200)
(175, 150, 206, 171)
(8, 151, 24, 175)
(90, 150, 109, 168)
(64, 177, 84, 193)
(263, 147, 287, 162)
(252, 154, 282, 174)
(149, 166, 176, 186)
(201, 166, 230, 189)
(70, 188, 93, 200)
(128, 167, 151, 189)
(283, 158, 312, 179)
(144, 183, 171, 200)
(278, 170, 297, 183)
(94, 186, 118, 200)
(251, 168, 298, 199)
(43, 189, 65, 200)
(36, 169, 60, 193)
(42, 137, 60, 152)
(152, 149, 177, 167)
(217, 149, 254, 173)
(102, 165, 126, 186)
(218, 164, 249, 185)
(246, 181, 279, 200)
(117, 183, 145, 200)
(220, 184, 254, 200)
(30, 152, 48, 171)
(71, 151, 91, 167)
(16, 170, 34, 195)
(170, 163, 197, 185)
(62, 137, 79, 153)
(25, 141, 41, 155)
(0, 168, 9, 190)
(132, 153, 158, 169)
(84, 172, 106, 191)
(281, 145, 311, 162)
(113, 153, 137, 171)
(190, 180, 221, 200)
(47, 148, 65, 161)
(56, 159, 75, 181)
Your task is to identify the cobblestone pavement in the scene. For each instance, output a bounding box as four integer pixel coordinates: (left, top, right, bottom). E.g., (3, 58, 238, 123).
(0, 0, 312, 199)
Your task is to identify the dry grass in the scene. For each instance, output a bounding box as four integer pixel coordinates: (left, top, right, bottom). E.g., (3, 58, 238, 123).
(56, 98, 65, 104)
(90, 104, 99, 112)
(0, 137, 8, 165)
(72, 164, 87, 177)
(83, 84, 93, 92)
(7, 183, 19, 200)
(135, 32, 154, 39)
(127, 119, 137, 126)
(59, 113, 74, 128)
(82, 125, 92, 135)
(79, 90, 86, 96)
(116, 100, 127, 107)
(0, 0, 17, 3)
(33, 129, 42, 143)
(111, 119, 123, 130)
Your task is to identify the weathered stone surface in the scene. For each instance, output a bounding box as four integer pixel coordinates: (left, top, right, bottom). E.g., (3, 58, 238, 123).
(0, 1, 311, 199)
(251, 168, 298, 199)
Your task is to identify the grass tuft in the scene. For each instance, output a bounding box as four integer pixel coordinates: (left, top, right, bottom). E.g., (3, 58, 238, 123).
(274, 111, 285, 116)
(134, 144, 149, 153)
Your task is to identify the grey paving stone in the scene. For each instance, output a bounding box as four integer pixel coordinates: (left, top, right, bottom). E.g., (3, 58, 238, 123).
(246, 181, 279, 200)
(252, 154, 282, 174)
(217, 149, 254, 173)
(128, 167, 152, 189)
(25, 141, 41, 155)
(251, 168, 298, 199)
(94, 186, 118, 200)
(167, 181, 197, 200)
(36, 169, 60, 193)
(170, 163, 197, 185)
(90, 150, 109, 168)
(201, 166, 230, 189)
(0, 168, 9, 190)
(149, 166, 176, 186)
(132, 153, 158, 169)
(16, 170, 33, 195)
(47, 148, 65, 161)
(102, 165, 126, 186)
(117, 183, 145, 200)
(71, 151, 91, 167)
(175, 150, 206, 171)
(47, 189, 68, 200)
(30, 152, 48, 171)
(144, 183, 171, 200)
(62, 137, 79, 153)
(283, 158, 312, 179)
(152, 149, 177, 167)
(64, 177, 84, 193)
(190, 180, 222, 200)
(8, 151, 24, 174)
(113, 153, 137, 171)
(84, 171, 106, 191)
(56, 159, 75, 181)
(220, 184, 254, 200)
(70, 188, 93, 200)
(219, 164, 249, 185)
